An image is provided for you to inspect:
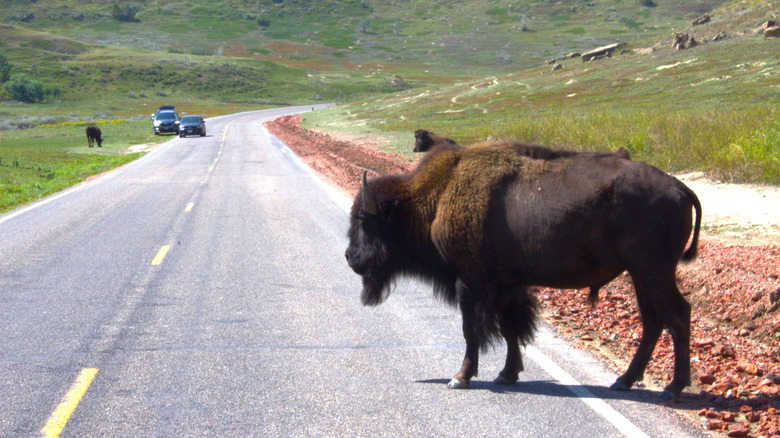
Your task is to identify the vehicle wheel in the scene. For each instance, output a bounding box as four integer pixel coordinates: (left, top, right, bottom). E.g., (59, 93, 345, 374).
(200, 131, 206, 137)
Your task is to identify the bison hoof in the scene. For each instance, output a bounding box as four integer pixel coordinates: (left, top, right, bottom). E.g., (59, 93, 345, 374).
(493, 375, 517, 385)
(609, 381, 630, 391)
(447, 378, 470, 389)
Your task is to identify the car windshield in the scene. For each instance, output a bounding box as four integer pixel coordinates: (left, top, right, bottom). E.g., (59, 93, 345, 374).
(181, 116, 200, 123)
(157, 112, 177, 121)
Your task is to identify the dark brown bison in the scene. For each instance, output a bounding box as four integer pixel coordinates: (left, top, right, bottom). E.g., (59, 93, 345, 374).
(414, 130, 632, 308)
(414, 129, 632, 160)
(413, 129, 460, 152)
(345, 140, 701, 400)
(86, 125, 102, 148)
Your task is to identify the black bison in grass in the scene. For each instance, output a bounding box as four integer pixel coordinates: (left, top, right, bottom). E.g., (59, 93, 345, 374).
(86, 125, 103, 148)
(345, 140, 701, 400)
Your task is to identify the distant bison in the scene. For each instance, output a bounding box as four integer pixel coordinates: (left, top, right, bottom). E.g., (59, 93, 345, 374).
(346, 140, 701, 400)
(414, 129, 460, 152)
(86, 126, 102, 148)
(413, 129, 631, 162)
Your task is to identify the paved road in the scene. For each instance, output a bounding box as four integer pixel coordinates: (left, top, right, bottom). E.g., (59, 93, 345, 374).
(0, 107, 706, 437)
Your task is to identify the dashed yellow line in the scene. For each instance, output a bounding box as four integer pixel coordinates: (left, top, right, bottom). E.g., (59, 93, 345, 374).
(221, 121, 232, 143)
(151, 245, 170, 265)
(185, 202, 194, 212)
(41, 368, 99, 438)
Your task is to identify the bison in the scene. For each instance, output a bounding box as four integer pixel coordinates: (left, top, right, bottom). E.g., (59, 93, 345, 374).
(414, 130, 631, 309)
(413, 129, 460, 152)
(86, 125, 102, 148)
(345, 140, 701, 400)
(414, 129, 631, 160)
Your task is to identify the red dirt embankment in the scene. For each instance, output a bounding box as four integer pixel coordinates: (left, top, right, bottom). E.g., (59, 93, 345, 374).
(266, 114, 780, 437)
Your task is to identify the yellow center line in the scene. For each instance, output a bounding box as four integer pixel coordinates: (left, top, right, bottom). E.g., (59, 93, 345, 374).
(41, 368, 99, 438)
(221, 121, 232, 143)
(151, 245, 170, 265)
(185, 202, 194, 212)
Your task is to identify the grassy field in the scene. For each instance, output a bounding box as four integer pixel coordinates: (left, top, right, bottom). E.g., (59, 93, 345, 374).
(302, 7, 780, 184)
(1, 0, 778, 215)
(0, 120, 175, 213)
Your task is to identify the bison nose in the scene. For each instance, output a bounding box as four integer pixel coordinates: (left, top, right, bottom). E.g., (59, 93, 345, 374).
(344, 249, 351, 263)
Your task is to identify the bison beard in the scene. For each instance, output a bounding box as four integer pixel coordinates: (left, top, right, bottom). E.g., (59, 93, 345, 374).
(345, 140, 701, 400)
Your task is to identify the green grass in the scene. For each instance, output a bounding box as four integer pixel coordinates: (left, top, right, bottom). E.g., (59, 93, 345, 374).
(1, 0, 779, 217)
(302, 24, 780, 184)
(0, 120, 170, 213)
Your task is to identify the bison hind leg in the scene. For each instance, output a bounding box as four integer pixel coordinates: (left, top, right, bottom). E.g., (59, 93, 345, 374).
(586, 277, 618, 309)
(495, 288, 539, 385)
(586, 286, 600, 309)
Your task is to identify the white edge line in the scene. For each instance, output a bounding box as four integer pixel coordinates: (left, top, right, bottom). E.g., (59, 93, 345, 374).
(526, 345, 650, 438)
(259, 125, 353, 213)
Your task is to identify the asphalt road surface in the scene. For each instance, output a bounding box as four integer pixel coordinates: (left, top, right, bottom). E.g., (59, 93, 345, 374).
(0, 107, 707, 437)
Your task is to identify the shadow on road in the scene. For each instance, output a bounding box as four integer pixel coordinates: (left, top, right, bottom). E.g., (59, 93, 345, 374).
(416, 378, 705, 412)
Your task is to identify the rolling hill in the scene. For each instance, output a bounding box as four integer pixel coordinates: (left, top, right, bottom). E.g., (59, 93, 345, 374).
(1, 0, 778, 183)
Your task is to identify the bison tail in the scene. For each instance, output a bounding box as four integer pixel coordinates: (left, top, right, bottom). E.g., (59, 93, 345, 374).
(680, 182, 702, 263)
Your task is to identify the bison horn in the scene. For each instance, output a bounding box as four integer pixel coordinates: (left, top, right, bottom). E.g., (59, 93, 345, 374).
(362, 171, 378, 216)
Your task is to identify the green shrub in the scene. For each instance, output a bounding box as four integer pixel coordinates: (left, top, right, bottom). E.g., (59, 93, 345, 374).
(112, 3, 139, 22)
(2, 73, 44, 103)
(0, 53, 11, 83)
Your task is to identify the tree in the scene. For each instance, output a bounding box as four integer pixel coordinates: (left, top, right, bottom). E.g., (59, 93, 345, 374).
(0, 52, 11, 83)
(2, 73, 44, 103)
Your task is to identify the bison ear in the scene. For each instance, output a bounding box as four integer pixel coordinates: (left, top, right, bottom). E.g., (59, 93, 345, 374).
(361, 171, 379, 216)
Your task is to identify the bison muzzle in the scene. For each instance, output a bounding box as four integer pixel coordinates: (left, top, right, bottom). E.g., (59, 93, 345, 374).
(345, 140, 701, 400)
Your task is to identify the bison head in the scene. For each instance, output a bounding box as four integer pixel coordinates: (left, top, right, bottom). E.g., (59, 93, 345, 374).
(345, 172, 405, 306)
(414, 129, 461, 153)
(413, 129, 433, 152)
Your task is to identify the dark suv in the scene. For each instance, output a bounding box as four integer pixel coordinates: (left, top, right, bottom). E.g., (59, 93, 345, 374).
(153, 106, 180, 135)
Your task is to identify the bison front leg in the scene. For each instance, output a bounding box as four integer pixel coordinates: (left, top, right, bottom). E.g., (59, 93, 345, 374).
(495, 334, 522, 385)
(449, 280, 479, 389)
(495, 309, 523, 385)
(494, 290, 537, 385)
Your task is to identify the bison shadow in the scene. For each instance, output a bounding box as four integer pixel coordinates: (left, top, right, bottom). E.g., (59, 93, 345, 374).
(416, 378, 703, 409)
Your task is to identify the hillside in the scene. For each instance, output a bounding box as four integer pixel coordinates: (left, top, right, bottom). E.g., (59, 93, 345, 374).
(1, 0, 733, 74)
(300, 0, 780, 184)
(1, 0, 779, 183)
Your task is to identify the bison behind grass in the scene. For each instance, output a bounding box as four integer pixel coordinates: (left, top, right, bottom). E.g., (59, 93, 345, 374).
(345, 139, 701, 400)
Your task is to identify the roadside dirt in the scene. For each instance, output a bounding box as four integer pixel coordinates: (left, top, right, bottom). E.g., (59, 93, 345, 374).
(266, 114, 780, 437)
